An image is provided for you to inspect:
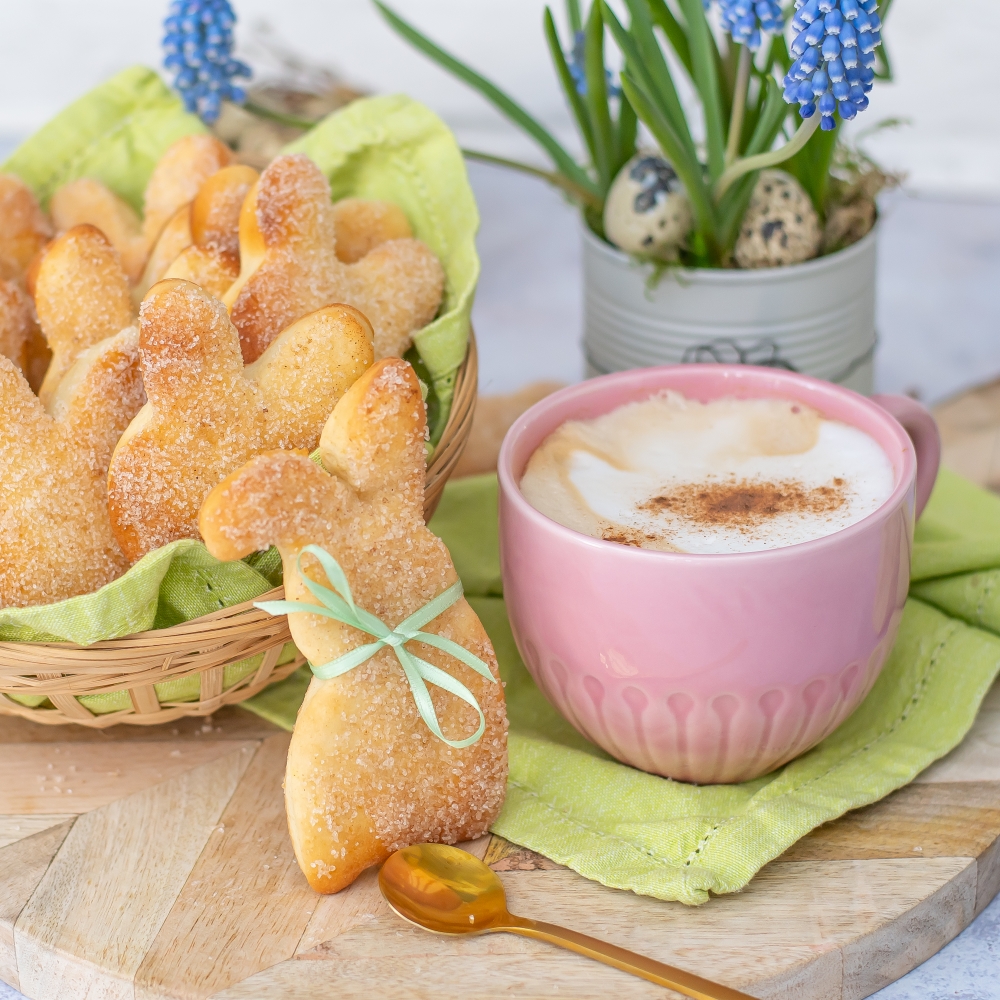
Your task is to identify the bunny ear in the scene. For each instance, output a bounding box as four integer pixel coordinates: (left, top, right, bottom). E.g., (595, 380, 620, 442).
(138, 279, 244, 403)
(228, 155, 340, 363)
(140, 134, 233, 248)
(249, 303, 374, 452)
(34, 225, 135, 409)
(191, 164, 259, 256)
(319, 357, 427, 515)
(49, 179, 146, 283)
(199, 449, 353, 561)
(51, 325, 145, 464)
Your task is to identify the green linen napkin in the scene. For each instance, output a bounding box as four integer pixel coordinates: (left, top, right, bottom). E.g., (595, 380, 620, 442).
(2, 71, 477, 440)
(244, 468, 1000, 905)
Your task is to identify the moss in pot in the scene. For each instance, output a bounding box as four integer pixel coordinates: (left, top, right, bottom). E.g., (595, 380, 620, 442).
(378, 0, 899, 391)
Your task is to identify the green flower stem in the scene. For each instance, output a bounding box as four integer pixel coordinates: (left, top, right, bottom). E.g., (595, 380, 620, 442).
(242, 100, 318, 131)
(724, 46, 753, 168)
(375, 1, 598, 199)
(460, 149, 603, 209)
(713, 112, 821, 200)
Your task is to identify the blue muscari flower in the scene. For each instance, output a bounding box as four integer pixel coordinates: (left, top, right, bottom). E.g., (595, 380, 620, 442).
(715, 0, 784, 52)
(566, 30, 620, 98)
(162, 0, 251, 123)
(783, 0, 881, 130)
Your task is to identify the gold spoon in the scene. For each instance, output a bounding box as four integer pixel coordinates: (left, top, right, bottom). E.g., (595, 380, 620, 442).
(379, 843, 755, 1000)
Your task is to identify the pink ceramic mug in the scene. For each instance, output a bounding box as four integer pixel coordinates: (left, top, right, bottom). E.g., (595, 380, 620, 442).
(498, 366, 940, 784)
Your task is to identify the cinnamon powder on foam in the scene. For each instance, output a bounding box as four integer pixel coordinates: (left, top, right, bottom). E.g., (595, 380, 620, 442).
(519, 391, 894, 554)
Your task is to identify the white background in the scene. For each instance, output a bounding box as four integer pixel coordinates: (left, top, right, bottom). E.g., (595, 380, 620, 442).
(0, 0, 998, 197)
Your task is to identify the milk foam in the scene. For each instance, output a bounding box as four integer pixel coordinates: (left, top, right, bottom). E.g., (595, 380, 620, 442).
(519, 391, 895, 554)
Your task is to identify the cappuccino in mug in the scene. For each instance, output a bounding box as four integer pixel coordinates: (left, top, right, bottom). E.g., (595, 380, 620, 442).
(519, 391, 894, 554)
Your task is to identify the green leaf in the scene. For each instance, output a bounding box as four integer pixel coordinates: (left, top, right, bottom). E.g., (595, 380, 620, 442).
(584, 0, 616, 191)
(646, 0, 693, 77)
(620, 71, 720, 259)
(614, 86, 639, 176)
(566, 0, 584, 33)
(601, 1, 697, 165)
(675, 0, 727, 179)
(544, 7, 597, 163)
(374, 1, 597, 196)
(783, 120, 838, 216)
(717, 77, 794, 250)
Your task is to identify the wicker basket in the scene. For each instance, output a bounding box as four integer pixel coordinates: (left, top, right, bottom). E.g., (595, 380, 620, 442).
(0, 334, 478, 728)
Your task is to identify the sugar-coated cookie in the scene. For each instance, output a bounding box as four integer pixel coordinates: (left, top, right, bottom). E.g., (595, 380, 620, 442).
(140, 134, 234, 248)
(0, 280, 37, 380)
(330, 197, 412, 264)
(49, 178, 147, 282)
(199, 358, 508, 893)
(34, 225, 135, 410)
(162, 165, 259, 298)
(0, 174, 52, 281)
(107, 279, 374, 562)
(224, 154, 444, 363)
(0, 325, 144, 607)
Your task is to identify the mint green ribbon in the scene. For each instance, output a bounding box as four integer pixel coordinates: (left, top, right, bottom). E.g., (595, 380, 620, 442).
(255, 545, 496, 748)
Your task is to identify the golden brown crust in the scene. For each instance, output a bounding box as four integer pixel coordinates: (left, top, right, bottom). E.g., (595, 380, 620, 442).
(34, 225, 135, 411)
(107, 280, 374, 562)
(0, 326, 144, 608)
(0, 279, 37, 378)
(330, 197, 412, 264)
(199, 358, 508, 894)
(136, 205, 193, 299)
(162, 245, 240, 298)
(0, 174, 52, 279)
(190, 164, 259, 255)
(49, 179, 147, 283)
(226, 155, 444, 363)
(140, 134, 234, 248)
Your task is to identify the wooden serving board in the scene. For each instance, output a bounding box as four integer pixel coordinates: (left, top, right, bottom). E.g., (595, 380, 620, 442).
(1, 385, 998, 1000)
(0, 683, 997, 1000)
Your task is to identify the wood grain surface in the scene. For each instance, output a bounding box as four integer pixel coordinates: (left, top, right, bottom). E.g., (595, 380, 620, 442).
(0, 388, 996, 1000)
(0, 689, 995, 1000)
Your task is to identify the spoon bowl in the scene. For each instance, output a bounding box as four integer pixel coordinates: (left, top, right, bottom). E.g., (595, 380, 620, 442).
(379, 843, 510, 933)
(379, 844, 757, 1000)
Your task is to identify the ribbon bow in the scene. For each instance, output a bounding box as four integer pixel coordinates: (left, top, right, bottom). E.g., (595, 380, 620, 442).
(255, 545, 496, 749)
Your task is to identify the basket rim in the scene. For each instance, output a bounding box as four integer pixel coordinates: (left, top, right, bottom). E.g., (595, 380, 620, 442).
(0, 333, 477, 657)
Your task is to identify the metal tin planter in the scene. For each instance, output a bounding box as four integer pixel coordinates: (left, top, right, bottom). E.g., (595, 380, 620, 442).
(583, 223, 878, 394)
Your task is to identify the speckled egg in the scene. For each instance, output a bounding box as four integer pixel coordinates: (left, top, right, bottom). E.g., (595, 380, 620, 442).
(603, 152, 693, 259)
(734, 170, 821, 269)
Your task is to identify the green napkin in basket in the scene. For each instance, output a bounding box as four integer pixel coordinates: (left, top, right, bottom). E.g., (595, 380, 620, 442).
(2, 69, 477, 440)
(245, 468, 1000, 905)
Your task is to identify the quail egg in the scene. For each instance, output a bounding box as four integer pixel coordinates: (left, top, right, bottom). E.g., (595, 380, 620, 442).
(603, 152, 693, 259)
(734, 170, 821, 269)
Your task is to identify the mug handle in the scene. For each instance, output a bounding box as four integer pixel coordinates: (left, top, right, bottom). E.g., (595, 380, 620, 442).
(870, 394, 942, 519)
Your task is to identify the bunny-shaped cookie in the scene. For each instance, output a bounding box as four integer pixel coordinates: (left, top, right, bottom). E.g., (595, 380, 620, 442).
(162, 164, 258, 298)
(107, 279, 374, 561)
(0, 326, 144, 607)
(223, 154, 445, 363)
(199, 358, 508, 893)
(34, 225, 136, 410)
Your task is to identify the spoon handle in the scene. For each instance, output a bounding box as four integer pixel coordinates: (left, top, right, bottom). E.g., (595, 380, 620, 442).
(501, 916, 755, 1000)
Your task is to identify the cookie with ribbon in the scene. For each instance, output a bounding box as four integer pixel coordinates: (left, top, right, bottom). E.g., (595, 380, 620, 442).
(0, 325, 144, 607)
(107, 279, 374, 562)
(34, 225, 136, 409)
(162, 164, 259, 298)
(223, 154, 445, 363)
(198, 357, 508, 893)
